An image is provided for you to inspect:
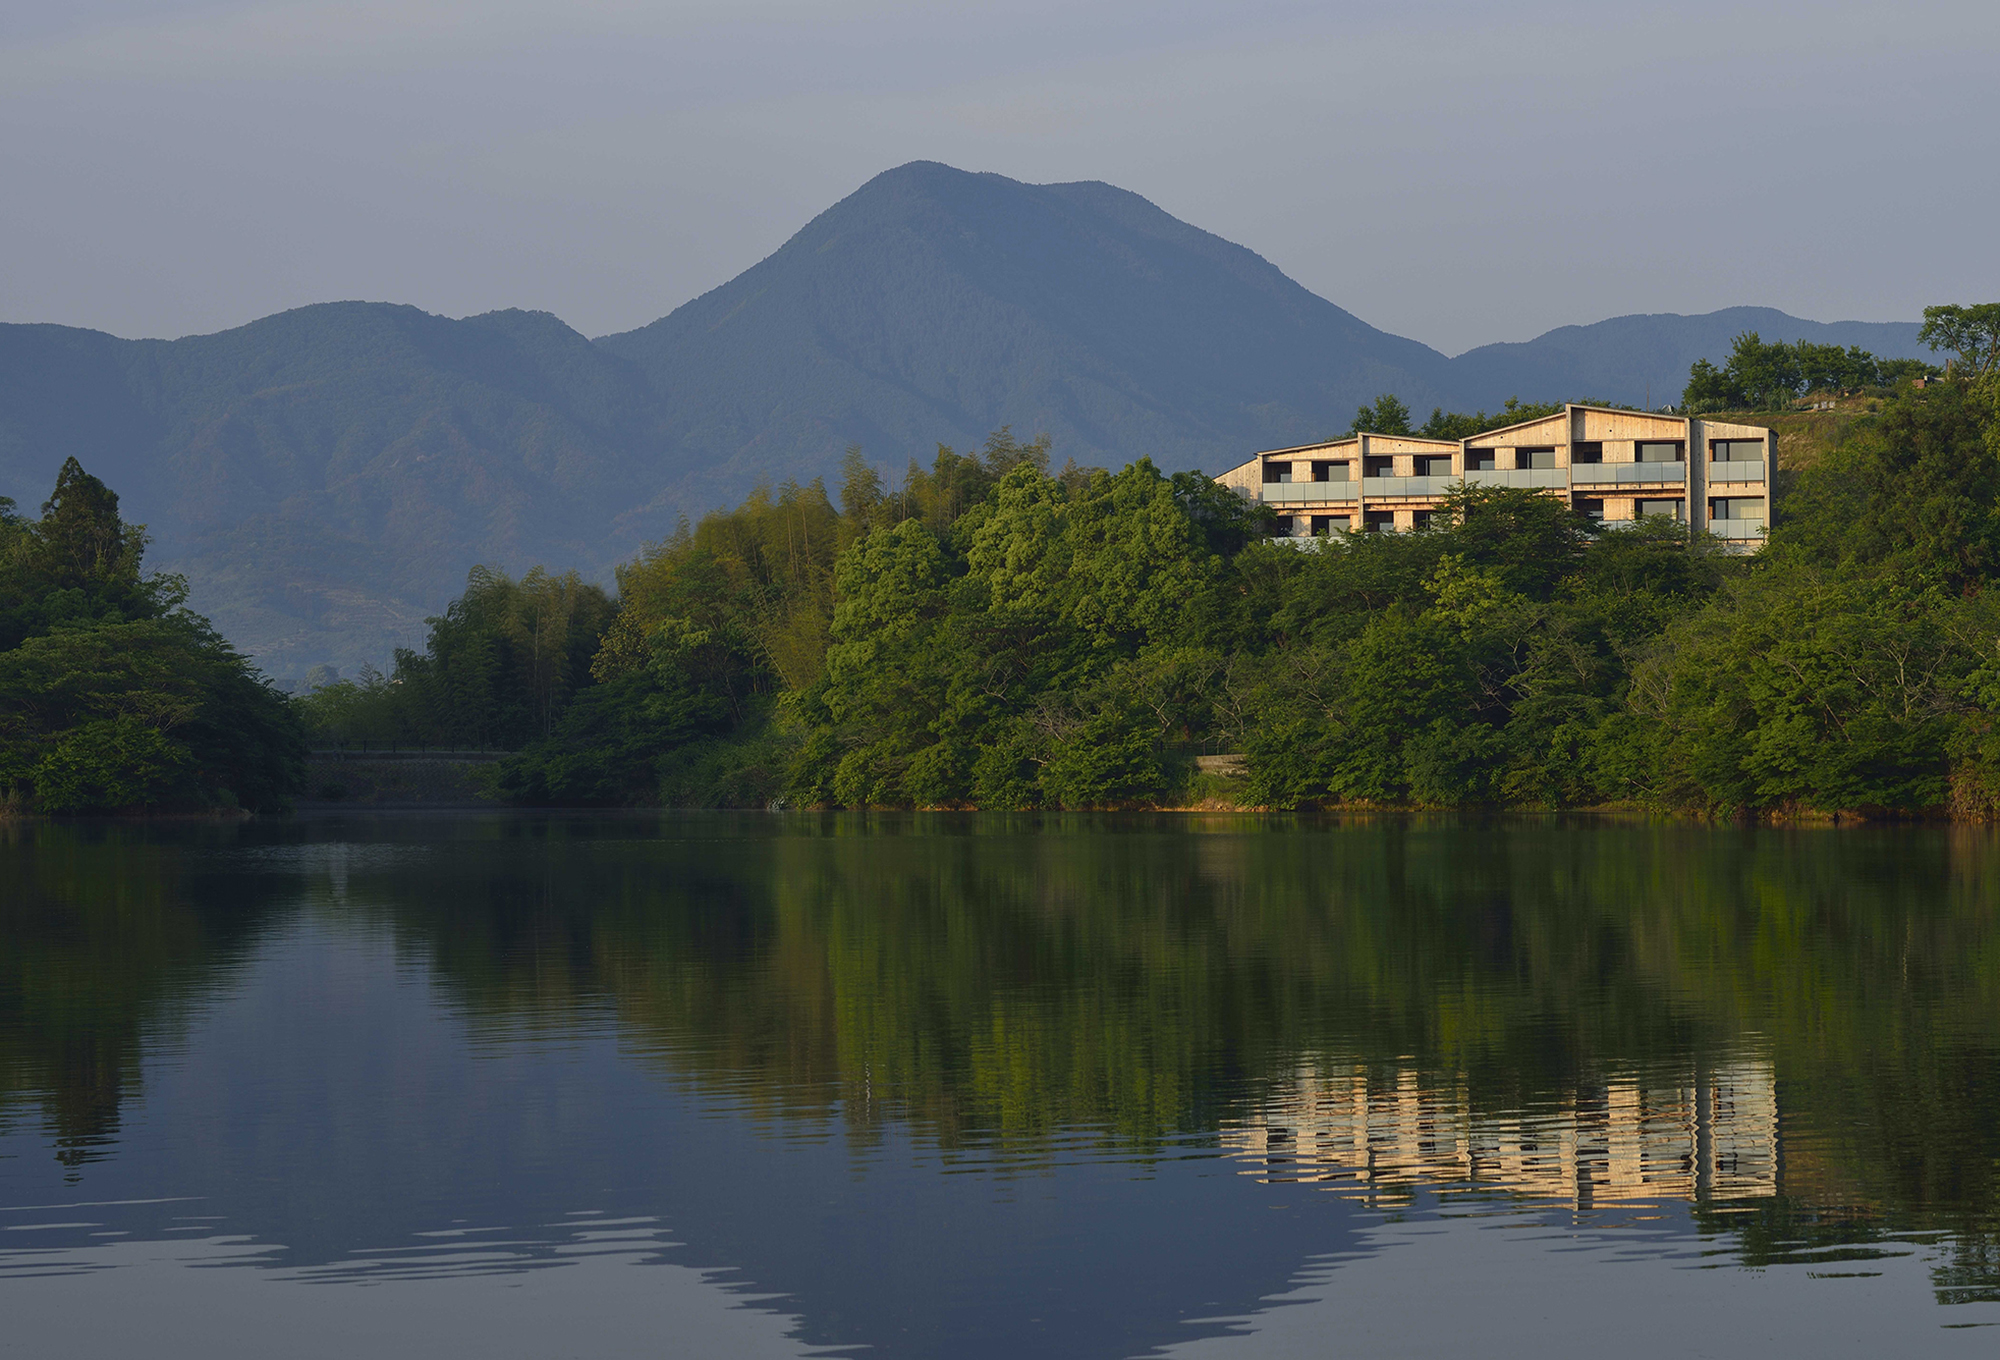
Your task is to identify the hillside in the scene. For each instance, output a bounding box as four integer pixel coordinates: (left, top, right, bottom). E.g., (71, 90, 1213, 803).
(0, 305, 678, 675)
(0, 161, 1934, 676)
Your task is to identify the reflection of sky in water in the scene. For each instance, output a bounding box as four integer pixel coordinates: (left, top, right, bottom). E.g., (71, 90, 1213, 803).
(5, 821, 2000, 1358)
(2, 918, 1377, 1359)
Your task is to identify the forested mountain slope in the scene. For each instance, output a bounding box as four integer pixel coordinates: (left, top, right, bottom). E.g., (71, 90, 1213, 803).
(0, 305, 676, 675)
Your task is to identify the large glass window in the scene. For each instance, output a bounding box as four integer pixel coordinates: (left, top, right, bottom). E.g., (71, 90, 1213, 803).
(1638, 441, 1685, 463)
(1262, 461, 1294, 484)
(1576, 497, 1606, 520)
(1467, 449, 1498, 471)
(1709, 497, 1765, 521)
(1309, 514, 1342, 536)
(1362, 510, 1395, 533)
(1572, 442, 1604, 464)
(1522, 448, 1557, 469)
(1639, 498, 1685, 520)
(1417, 456, 1453, 477)
(1312, 460, 1348, 483)
(1711, 440, 1764, 461)
(1363, 456, 1395, 478)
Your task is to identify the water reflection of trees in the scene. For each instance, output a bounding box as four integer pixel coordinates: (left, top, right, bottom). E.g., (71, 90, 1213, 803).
(351, 819, 2000, 1222)
(4, 815, 1997, 1294)
(0, 821, 285, 1174)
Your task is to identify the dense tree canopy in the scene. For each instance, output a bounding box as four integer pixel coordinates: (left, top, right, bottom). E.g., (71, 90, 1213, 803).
(1919, 303, 2000, 377)
(0, 460, 306, 813)
(1683, 331, 1940, 411)
(310, 309, 2000, 819)
(1346, 393, 1568, 441)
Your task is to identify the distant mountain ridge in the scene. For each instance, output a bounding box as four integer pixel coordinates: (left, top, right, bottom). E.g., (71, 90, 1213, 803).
(1449, 307, 1923, 411)
(0, 162, 1931, 675)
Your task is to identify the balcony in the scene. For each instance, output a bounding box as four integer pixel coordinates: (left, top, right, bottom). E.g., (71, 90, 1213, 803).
(1707, 460, 1766, 483)
(1362, 474, 1463, 497)
(1262, 481, 1358, 502)
(1463, 468, 1569, 490)
(1570, 463, 1689, 487)
(1710, 519, 1767, 539)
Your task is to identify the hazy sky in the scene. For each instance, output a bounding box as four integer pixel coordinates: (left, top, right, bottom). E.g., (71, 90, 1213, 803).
(4, 0, 1995, 354)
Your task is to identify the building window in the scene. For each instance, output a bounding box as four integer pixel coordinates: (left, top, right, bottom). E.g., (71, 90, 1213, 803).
(1310, 514, 1341, 536)
(1577, 497, 1606, 520)
(1521, 447, 1557, 469)
(1711, 440, 1763, 461)
(1573, 442, 1604, 464)
(1412, 509, 1437, 530)
(1417, 455, 1453, 477)
(1709, 497, 1765, 521)
(1263, 461, 1294, 484)
(1467, 450, 1498, 470)
(1362, 510, 1395, 533)
(1363, 456, 1395, 478)
(1312, 460, 1348, 483)
(1637, 441, 1685, 463)
(1639, 498, 1685, 520)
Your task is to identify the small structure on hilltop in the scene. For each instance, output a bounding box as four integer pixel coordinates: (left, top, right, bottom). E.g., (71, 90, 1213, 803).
(1216, 404, 1775, 552)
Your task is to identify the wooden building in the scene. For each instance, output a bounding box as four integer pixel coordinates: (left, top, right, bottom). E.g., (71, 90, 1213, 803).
(1216, 405, 1775, 550)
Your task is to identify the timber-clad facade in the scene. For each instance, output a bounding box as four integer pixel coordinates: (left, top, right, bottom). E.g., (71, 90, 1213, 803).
(1216, 405, 1775, 550)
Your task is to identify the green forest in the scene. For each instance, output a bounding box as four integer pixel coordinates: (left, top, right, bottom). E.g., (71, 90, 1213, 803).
(0, 460, 305, 815)
(287, 316, 2000, 818)
(10, 308, 1999, 818)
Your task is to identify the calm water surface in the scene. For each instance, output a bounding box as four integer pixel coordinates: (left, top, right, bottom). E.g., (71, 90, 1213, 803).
(2, 814, 1997, 1358)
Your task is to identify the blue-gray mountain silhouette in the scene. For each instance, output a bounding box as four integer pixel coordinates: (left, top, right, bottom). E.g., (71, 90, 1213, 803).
(0, 162, 1927, 674)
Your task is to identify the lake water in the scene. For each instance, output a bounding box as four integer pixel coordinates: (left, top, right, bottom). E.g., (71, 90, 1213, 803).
(3, 814, 1997, 1358)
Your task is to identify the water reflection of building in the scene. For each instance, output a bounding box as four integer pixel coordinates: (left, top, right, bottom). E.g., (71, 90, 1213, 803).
(1223, 1058, 1777, 1208)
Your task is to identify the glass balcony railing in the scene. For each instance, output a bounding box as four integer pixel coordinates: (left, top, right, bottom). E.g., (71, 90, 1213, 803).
(1261, 482, 1359, 502)
(1360, 474, 1466, 497)
(1463, 468, 1569, 490)
(1571, 463, 1688, 486)
(1707, 460, 1766, 483)
(1710, 519, 1767, 539)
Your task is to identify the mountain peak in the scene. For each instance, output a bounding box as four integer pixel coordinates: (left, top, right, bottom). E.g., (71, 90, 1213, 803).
(598, 161, 1446, 491)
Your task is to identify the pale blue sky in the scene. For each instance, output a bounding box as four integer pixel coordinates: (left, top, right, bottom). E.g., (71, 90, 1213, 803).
(4, 0, 1994, 352)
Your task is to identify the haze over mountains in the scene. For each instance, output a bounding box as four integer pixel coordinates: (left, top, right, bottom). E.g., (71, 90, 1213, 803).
(0, 161, 1927, 676)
